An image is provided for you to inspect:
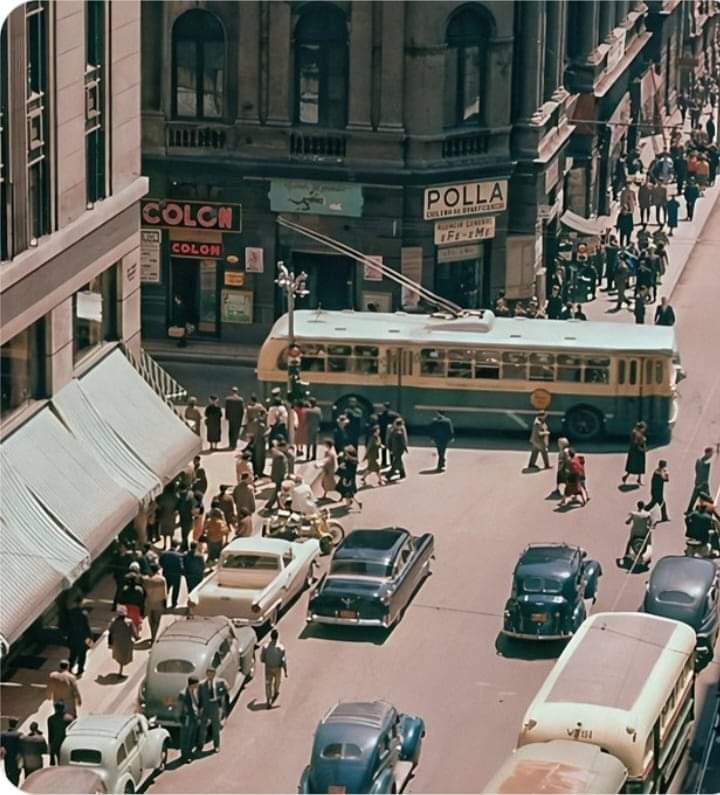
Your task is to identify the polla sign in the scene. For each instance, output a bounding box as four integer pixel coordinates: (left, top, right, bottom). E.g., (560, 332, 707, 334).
(424, 180, 507, 220)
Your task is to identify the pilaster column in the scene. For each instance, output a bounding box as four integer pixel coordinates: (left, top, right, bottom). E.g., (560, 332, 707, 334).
(615, 0, 629, 28)
(378, 1, 404, 130)
(599, 1, 614, 42)
(579, 2, 599, 59)
(517, 0, 544, 118)
(238, 1, 260, 123)
(348, 1, 372, 129)
(544, 0, 563, 100)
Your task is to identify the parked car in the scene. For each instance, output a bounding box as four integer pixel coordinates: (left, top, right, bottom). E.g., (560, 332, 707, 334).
(139, 616, 256, 730)
(299, 701, 425, 794)
(59, 714, 170, 794)
(642, 554, 720, 663)
(22, 768, 108, 794)
(502, 543, 602, 641)
(307, 528, 434, 628)
(187, 536, 320, 628)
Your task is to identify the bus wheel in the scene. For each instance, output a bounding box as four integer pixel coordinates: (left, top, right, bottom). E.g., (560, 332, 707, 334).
(565, 407, 603, 441)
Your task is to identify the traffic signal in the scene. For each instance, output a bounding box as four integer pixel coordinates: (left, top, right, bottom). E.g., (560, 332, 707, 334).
(286, 345, 309, 401)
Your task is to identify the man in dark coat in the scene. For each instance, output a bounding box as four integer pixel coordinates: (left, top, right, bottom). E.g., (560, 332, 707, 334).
(198, 668, 229, 753)
(66, 596, 93, 676)
(654, 296, 676, 326)
(47, 702, 72, 766)
(544, 285, 563, 319)
(160, 541, 185, 608)
(343, 398, 364, 448)
(184, 542, 206, 596)
(684, 178, 700, 220)
(265, 440, 288, 512)
(304, 397, 323, 462)
(177, 486, 195, 551)
(333, 416, 351, 454)
(429, 411, 454, 471)
(111, 544, 133, 610)
(224, 387, 245, 450)
(191, 455, 208, 496)
(249, 418, 268, 479)
(377, 403, 399, 468)
(178, 676, 202, 763)
(0, 717, 23, 785)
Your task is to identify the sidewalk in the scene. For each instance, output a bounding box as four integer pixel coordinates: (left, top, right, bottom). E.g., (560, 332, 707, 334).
(143, 338, 260, 367)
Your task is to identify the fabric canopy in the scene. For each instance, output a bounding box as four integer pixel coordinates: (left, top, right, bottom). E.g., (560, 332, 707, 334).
(0, 456, 90, 645)
(560, 209, 612, 237)
(53, 380, 162, 507)
(77, 348, 200, 485)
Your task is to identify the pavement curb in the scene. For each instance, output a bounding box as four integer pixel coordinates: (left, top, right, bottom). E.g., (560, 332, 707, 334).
(146, 350, 257, 367)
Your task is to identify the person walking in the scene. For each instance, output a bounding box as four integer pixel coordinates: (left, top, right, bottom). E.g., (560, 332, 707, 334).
(233, 472, 256, 518)
(236, 507, 254, 538)
(622, 421, 648, 485)
(204, 507, 229, 564)
(265, 439, 289, 512)
(65, 596, 93, 677)
(46, 660, 81, 717)
(304, 398, 323, 461)
(362, 426, 386, 486)
(614, 257, 631, 309)
(110, 544, 133, 610)
(267, 396, 289, 444)
(559, 449, 586, 507)
(260, 629, 288, 708)
(319, 440, 338, 500)
(0, 718, 23, 786)
(555, 437, 571, 497)
(528, 411, 551, 470)
(159, 541, 184, 609)
(429, 410, 455, 471)
(223, 387, 245, 450)
(191, 455, 208, 496)
(20, 722, 48, 779)
(198, 668, 228, 753)
(544, 285, 563, 320)
(214, 484, 236, 527)
(249, 420, 268, 480)
(333, 415, 351, 454)
(47, 702, 72, 766)
(204, 396, 222, 451)
(156, 483, 178, 551)
(176, 485, 196, 552)
(387, 417, 409, 481)
(638, 178, 652, 227)
(654, 296, 676, 326)
(108, 606, 138, 678)
(652, 182, 668, 226)
(645, 459, 670, 524)
(184, 397, 202, 436)
(707, 116, 716, 143)
(376, 403, 400, 468)
(184, 542, 206, 596)
(666, 193, 679, 236)
(178, 676, 202, 763)
(243, 394, 267, 443)
(633, 293, 647, 324)
(293, 400, 308, 459)
(686, 447, 715, 514)
(235, 450, 254, 483)
(684, 177, 700, 220)
(337, 445, 362, 511)
(142, 564, 167, 643)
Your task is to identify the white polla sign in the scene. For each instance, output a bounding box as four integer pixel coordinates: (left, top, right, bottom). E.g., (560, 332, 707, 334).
(434, 216, 496, 245)
(423, 180, 507, 220)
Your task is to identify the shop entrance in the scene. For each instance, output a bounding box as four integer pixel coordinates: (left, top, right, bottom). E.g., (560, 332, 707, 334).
(291, 253, 355, 311)
(170, 258, 219, 336)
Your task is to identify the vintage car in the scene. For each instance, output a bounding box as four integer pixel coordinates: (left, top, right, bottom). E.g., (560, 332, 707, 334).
(502, 543, 602, 641)
(139, 616, 256, 730)
(58, 714, 170, 794)
(188, 536, 320, 628)
(307, 528, 434, 628)
(22, 767, 108, 794)
(299, 701, 425, 794)
(642, 554, 720, 662)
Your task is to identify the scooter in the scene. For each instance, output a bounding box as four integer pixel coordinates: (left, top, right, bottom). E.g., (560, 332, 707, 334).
(684, 536, 720, 559)
(618, 533, 652, 572)
(262, 508, 345, 555)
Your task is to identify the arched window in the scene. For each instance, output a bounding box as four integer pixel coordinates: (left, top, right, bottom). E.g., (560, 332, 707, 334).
(446, 6, 490, 126)
(294, 5, 348, 128)
(172, 10, 225, 119)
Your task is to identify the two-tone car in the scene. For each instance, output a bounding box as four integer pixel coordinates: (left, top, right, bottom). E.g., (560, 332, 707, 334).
(188, 536, 320, 628)
(58, 714, 169, 794)
(502, 543, 602, 641)
(139, 616, 256, 732)
(307, 528, 434, 628)
(299, 701, 425, 794)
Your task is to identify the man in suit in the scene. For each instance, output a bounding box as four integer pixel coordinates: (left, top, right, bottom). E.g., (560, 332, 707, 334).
(159, 541, 184, 609)
(178, 676, 202, 763)
(47, 701, 73, 766)
(66, 596, 93, 676)
(429, 411, 455, 472)
(198, 668, 229, 753)
(264, 439, 288, 512)
(377, 403, 399, 468)
(46, 660, 82, 717)
(304, 398, 323, 461)
(0, 717, 23, 786)
(224, 387, 245, 450)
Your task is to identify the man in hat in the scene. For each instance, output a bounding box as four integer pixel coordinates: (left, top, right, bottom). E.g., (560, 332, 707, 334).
(46, 660, 82, 717)
(429, 411, 455, 472)
(178, 676, 202, 763)
(224, 387, 245, 450)
(528, 411, 551, 470)
(198, 668, 229, 753)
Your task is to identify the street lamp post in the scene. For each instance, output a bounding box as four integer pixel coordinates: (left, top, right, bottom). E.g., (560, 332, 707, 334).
(275, 261, 310, 410)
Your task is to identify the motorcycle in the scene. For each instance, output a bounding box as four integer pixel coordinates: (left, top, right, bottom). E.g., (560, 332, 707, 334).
(684, 536, 719, 559)
(618, 532, 652, 572)
(262, 508, 345, 555)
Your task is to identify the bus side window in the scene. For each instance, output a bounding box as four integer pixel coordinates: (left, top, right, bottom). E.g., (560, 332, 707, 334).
(501, 351, 528, 380)
(583, 357, 610, 384)
(629, 360, 638, 385)
(354, 345, 379, 375)
(529, 353, 555, 382)
(447, 349, 472, 378)
(645, 359, 653, 385)
(420, 348, 446, 377)
(655, 360, 664, 384)
(618, 359, 626, 384)
(327, 345, 352, 372)
(475, 351, 500, 380)
(301, 344, 326, 372)
(557, 354, 582, 382)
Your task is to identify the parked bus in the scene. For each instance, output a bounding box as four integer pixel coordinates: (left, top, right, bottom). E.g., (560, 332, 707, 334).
(482, 740, 628, 794)
(256, 310, 681, 440)
(517, 612, 696, 793)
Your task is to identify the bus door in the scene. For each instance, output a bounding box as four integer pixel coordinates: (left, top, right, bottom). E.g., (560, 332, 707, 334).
(386, 348, 414, 417)
(616, 357, 644, 429)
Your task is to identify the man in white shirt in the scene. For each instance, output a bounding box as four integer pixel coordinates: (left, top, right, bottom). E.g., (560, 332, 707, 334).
(290, 475, 317, 516)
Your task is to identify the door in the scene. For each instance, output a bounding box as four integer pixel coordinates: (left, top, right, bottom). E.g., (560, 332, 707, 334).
(122, 723, 143, 787)
(214, 636, 237, 692)
(171, 258, 220, 336)
(292, 253, 355, 311)
(616, 357, 643, 431)
(387, 348, 414, 418)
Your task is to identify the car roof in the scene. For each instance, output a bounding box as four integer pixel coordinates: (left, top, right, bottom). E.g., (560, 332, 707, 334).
(516, 544, 581, 579)
(223, 536, 294, 555)
(334, 529, 409, 564)
(157, 616, 227, 645)
(66, 715, 139, 739)
(646, 555, 717, 620)
(22, 767, 107, 794)
(315, 702, 395, 751)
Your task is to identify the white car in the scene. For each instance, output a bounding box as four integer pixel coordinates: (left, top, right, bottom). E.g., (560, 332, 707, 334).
(59, 714, 170, 794)
(188, 536, 320, 627)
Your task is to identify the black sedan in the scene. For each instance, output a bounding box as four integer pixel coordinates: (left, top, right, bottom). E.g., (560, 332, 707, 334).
(502, 543, 602, 641)
(307, 528, 434, 628)
(643, 554, 720, 663)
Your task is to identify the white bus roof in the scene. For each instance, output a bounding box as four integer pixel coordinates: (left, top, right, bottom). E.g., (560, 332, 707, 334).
(483, 740, 628, 794)
(518, 613, 695, 769)
(268, 310, 676, 355)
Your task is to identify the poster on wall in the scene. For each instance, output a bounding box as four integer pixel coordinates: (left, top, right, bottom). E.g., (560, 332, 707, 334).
(245, 247, 264, 273)
(222, 289, 253, 324)
(140, 229, 161, 283)
(364, 255, 383, 282)
(400, 247, 423, 308)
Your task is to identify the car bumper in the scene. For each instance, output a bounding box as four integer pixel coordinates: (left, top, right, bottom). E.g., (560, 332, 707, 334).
(502, 628, 572, 641)
(307, 613, 390, 628)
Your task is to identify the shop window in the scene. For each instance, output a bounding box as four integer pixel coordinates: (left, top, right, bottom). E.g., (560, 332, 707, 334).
(327, 344, 352, 373)
(294, 4, 348, 128)
(0, 318, 46, 418)
(172, 9, 225, 119)
(354, 345, 379, 375)
(474, 351, 500, 380)
(501, 351, 528, 380)
(557, 354, 582, 382)
(529, 352, 555, 382)
(584, 357, 610, 384)
(447, 349, 473, 378)
(73, 266, 117, 361)
(445, 6, 490, 126)
(420, 348, 446, 377)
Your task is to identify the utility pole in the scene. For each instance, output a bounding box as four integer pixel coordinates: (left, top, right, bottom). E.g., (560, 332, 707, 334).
(275, 261, 310, 410)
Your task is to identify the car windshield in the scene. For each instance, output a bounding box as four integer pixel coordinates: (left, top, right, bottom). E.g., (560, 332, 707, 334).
(156, 659, 195, 674)
(330, 561, 390, 578)
(321, 743, 363, 760)
(522, 576, 564, 594)
(222, 554, 280, 570)
(69, 749, 102, 765)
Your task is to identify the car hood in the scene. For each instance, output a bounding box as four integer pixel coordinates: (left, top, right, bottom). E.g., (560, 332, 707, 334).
(310, 761, 370, 794)
(314, 576, 387, 600)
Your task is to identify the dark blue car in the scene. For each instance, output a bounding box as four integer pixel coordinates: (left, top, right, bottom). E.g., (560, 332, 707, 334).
(299, 701, 425, 794)
(307, 528, 434, 628)
(502, 543, 602, 641)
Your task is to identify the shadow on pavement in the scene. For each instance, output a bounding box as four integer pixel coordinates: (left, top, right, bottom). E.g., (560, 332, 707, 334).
(494, 632, 568, 661)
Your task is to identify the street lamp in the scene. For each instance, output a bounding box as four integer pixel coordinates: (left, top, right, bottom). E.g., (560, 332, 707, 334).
(275, 261, 310, 404)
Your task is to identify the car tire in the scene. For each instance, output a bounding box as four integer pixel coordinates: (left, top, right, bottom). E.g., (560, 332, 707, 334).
(124, 783, 135, 794)
(565, 406, 603, 441)
(319, 535, 332, 556)
(327, 521, 345, 547)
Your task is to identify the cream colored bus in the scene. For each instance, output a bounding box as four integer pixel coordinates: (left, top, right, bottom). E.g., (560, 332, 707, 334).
(517, 612, 696, 793)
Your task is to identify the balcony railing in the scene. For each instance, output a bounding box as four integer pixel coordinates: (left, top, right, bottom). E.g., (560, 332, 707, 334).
(289, 131, 347, 158)
(442, 130, 490, 158)
(166, 123, 229, 150)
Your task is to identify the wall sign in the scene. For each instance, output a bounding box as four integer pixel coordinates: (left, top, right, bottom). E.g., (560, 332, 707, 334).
(141, 199, 242, 232)
(364, 255, 383, 282)
(400, 247, 423, 308)
(170, 240, 224, 259)
(269, 179, 364, 217)
(224, 271, 245, 287)
(437, 243, 483, 263)
(221, 289, 253, 324)
(140, 229, 161, 283)
(434, 216, 495, 245)
(423, 180, 507, 220)
(245, 247, 264, 273)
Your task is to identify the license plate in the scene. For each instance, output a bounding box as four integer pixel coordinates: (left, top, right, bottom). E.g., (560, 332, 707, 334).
(338, 610, 358, 620)
(531, 612, 548, 622)
(329, 787, 346, 794)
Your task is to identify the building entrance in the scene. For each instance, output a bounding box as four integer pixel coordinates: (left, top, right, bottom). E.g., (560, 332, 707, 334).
(170, 258, 219, 336)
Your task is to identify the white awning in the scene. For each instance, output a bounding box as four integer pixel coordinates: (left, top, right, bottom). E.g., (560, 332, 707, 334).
(53, 380, 162, 507)
(0, 456, 90, 645)
(560, 209, 612, 237)
(2, 407, 138, 558)
(77, 349, 201, 485)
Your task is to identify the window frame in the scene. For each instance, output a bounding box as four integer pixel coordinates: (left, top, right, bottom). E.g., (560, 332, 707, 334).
(446, 6, 490, 127)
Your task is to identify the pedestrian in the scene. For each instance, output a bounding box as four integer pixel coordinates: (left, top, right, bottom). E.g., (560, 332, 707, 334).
(172, 294, 189, 348)
(302, 397, 322, 462)
(265, 438, 289, 512)
(429, 410, 454, 471)
(633, 293, 646, 324)
(636, 257, 655, 303)
(555, 437, 571, 496)
(184, 541, 206, 596)
(622, 421, 648, 485)
(686, 447, 715, 514)
(614, 257, 631, 309)
(235, 450, 254, 483)
(387, 417, 409, 481)
(47, 702, 72, 766)
(678, 92, 688, 123)
(260, 628, 288, 708)
(319, 439, 338, 500)
(178, 676, 202, 763)
(204, 395, 222, 451)
(198, 668, 228, 753)
(654, 296, 676, 326)
(527, 411, 551, 470)
(292, 399, 308, 459)
(622, 500, 653, 566)
(654, 241, 669, 278)
(20, 722, 48, 779)
(665, 193, 679, 236)
(249, 420, 268, 479)
(184, 397, 202, 435)
(573, 304, 587, 320)
(108, 606, 138, 678)
(559, 449, 586, 507)
(160, 540, 185, 608)
(191, 493, 205, 551)
(233, 472, 256, 518)
(707, 116, 716, 143)
(545, 285, 563, 320)
(690, 97, 702, 128)
(684, 177, 700, 220)
(645, 459, 670, 524)
(638, 178, 652, 226)
(46, 660, 82, 717)
(110, 544, 133, 610)
(376, 403, 399, 468)
(118, 567, 145, 632)
(708, 144, 719, 184)
(577, 454, 589, 503)
(0, 717, 23, 786)
(142, 564, 167, 643)
(604, 234, 620, 290)
(559, 300, 574, 320)
(243, 394, 267, 442)
(337, 445, 362, 511)
(267, 396, 289, 444)
(65, 596, 93, 677)
(285, 442, 296, 477)
(204, 507, 229, 564)
(236, 507, 254, 538)
(176, 485, 196, 552)
(191, 455, 208, 496)
(214, 484, 236, 527)
(224, 387, 245, 450)
(652, 182, 668, 226)
(362, 426, 386, 486)
(333, 415, 351, 454)
(156, 482, 178, 550)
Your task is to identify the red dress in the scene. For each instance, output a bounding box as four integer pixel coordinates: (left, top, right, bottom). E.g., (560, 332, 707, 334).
(565, 457, 585, 496)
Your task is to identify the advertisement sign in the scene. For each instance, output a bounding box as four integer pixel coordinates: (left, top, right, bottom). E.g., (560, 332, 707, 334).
(269, 179, 364, 217)
(364, 255, 383, 282)
(141, 199, 242, 232)
(245, 247, 264, 273)
(170, 240, 224, 259)
(224, 271, 245, 287)
(221, 289, 253, 324)
(436, 244, 483, 263)
(140, 229, 161, 283)
(400, 247, 423, 308)
(423, 180, 507, 220)
(434, 216, 495, 245)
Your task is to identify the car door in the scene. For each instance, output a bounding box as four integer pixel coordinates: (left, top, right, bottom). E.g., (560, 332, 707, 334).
(122, 721, 143, 788)
(282, 549, 306, 598)
(213, 635, 237, 694)
(390, 542, 416, 619)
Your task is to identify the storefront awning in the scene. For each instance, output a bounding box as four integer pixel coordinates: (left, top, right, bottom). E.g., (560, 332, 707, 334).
(77, 348, 200, 485)
(2, 407, 138, 559)
(0, 456, 91, 645)
(53, 380, 162, 507)
(560, 209, 612, 237)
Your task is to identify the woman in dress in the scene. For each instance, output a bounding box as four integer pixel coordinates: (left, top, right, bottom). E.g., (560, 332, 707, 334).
(204, 395, 223, 451)
(556, 437, 571, 496)
(235, 450, 254, 483)
(184, 397, 202, 435)
(559, 449, 586, 507)
(337, 445, 362, 511)
(108, 606, 138, 678)
(622, 421, 647, 485)
(248, 420, 268, 480)
(362, 426, 386, 486)
(318, 439, 338, 501)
